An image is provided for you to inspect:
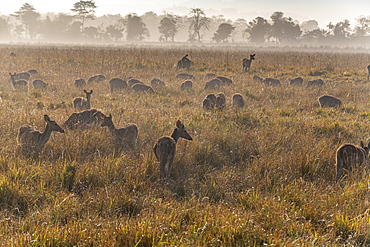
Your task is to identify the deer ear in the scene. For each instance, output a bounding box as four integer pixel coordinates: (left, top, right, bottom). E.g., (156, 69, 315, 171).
(176, 120, 183, 128)
(100, 112, 106, 119)
(83, 89, 87, 93)
(90, 90, 93, 94)
(109, 114, 112, 118)
(44, 115, 51, 122)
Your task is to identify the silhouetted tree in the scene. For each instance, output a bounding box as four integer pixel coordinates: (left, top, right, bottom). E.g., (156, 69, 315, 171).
(121, 14, 149, 41)
(71, 0, 97, 30)
(270, 11, 301, 43)
(354, 16, 370, 37)
(188, 8, 210, 42)
(158, 15, 180, 42)
(105, 24, 123, 41)
(212, 23, 234, 43)
(83, 26, 99, 39)
(327, 20, 351, 44)
(12, 3, 41, 39)
(302, 28, 328, 43)
(246, 17, 270, 44)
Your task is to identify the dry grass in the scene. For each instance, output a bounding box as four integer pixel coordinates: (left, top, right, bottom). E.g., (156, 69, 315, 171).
(0, 44, 370, 245)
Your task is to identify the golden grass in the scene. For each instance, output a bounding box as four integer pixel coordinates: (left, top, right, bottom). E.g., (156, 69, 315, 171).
(0, 44, 370, 245)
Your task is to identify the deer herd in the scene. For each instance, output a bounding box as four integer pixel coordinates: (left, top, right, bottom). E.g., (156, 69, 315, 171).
(9, 53, 370, 182)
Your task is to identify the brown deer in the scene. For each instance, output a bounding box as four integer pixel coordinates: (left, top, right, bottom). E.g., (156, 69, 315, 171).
(100, 113, 138, 151)
(9, 72, 27, 89)
(63, 109, 103, 130)
(335, 141, 370, 181)
(73, 89, 93, 111)
(153, 120, 193, 180)
(232, 93, 245, 107)
(202, 93, 217, 110)
(242, 54, 255, 72)
(318, 95, 342, 108)
(18, 115, 65, 156)
(176, 54, 192, 70)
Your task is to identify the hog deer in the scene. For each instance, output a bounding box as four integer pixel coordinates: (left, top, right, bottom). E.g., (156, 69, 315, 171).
(73, 89, 93, 111)
(318, 95, 342, 108)
(18, 115, 65, 156)
(232, 93, 245, 107)
(242, 54, 255, 72)
(100, 113, 138, 151)
(154, 120, 193, 180)
(176, 54, 192, 70)
(9, 72, 27, 89)
(335, 141, 370, 181)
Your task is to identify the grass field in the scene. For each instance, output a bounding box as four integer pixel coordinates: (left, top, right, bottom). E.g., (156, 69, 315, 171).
(1, 44, 370, 246)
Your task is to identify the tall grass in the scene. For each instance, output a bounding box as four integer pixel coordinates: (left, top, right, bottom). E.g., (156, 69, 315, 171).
(0, 44, 370, 245)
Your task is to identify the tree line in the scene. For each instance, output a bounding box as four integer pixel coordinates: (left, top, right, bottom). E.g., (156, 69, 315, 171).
(0, 1, 369, 46)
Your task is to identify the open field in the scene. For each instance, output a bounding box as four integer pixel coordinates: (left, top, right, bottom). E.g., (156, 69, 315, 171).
(1, 44, 370, 245)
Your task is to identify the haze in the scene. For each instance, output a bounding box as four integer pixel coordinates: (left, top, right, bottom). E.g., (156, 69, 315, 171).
(1, 0, 369, 27)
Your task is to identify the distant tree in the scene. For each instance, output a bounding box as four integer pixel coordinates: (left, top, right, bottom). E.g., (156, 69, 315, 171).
(301, 20, 319, 33)
(234, 18, 248, 42)
(12, 3, 41, 39)
(188, 8, 210, 42)
(270, 11, 301, 43)
(302, 28, 328, 43)
(105, 24, 123, 41)
(245, 17, 270, 44)
(354, 16, 370, 37)
(71, 0, 97, 30)
(141, 12, 160, 41)
(158, 15, 180, 42)
(0, 17, 10, 40)
(83, 26, 99, 39)
(121, 14, 149, 41)
(212, 23, 234, 43)
(327, 20, 351, 43)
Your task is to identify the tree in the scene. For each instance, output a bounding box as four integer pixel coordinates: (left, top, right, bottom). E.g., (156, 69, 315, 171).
(327, 20, 351, 43)
(71, 0, 97, 30)
(105, 24, 123, 41)
(188, 8, 210, 42)
(158, 15, 180, 42)
(354, 16, 370, 37)
(301, 20, 319, 33)
(245, 17, 270, 44)
(212, 23, 234, 43)
(12, 3, 41, 39)
(121, 14, 149, 41)
(234, 18, 248, 42)
(141, 12, 160, 41)
(302, 28, 328, 43)
(270, 12, 301, 43)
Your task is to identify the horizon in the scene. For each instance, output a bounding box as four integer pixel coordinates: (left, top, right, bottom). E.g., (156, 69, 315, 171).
(0, 0, 369, 28)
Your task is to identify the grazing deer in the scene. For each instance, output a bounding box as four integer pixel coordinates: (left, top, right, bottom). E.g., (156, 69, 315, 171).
(253, 75, 263, 83)
(128, 78, 144, 87)
(28, 69, 38, 75)
(217, 76, 233, 86)
(88, 74, 106, 83)
(9, 72, 27, 89)
(100, 113, 138, 151)
(203, 93, 217, 110)
(18, 115, 65, 156)
(131, 83, 155, 94)
(73, 89, 93, 111)
(335, 141, 370, 181)
(204, 73, 217, 80)
(180, 80, 193, 90)
(215, 92, 226, 110)
(63, 109, 103, 130)
(290, 77, 304, 85)
(263, 78, 281, 86)
(318, 95, 342, 108)
(14, 72, 31, 81)
(32, 79, 48, 89)
(109, 78, 127, 93)
(204, 78, 222, 90)
(242, 54, 256, 72)
(176, 73, 195, 80)
(150, 78, 166, 87)
(153, 120, 193, 180)
(74, 78, 86, 88)
(176, 54, 192, 70)
(307, 79, 324, 87)
(232, 93, 245, 107)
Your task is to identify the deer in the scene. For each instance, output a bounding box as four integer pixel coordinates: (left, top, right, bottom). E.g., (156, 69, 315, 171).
(109, 78, 127, 93)
(202, 93, 217, 110)
(73, 89, 93, 111)
(335, 141, 370, 181)
(18, 115, 65, 156)
(63, 109, 103, 130)
(153, 120, 193, 180)
(232, 93, 245, 107)
(242, 54, 255, 72)
(32, 79, 48, 89)
(74, 78, 86, 88)
(9, 72, 27, 89)
(215, 92, 226, 110)
(318, 95, 342, 108)
(176, 54, 192, 70)
(100, 113, 139, 151)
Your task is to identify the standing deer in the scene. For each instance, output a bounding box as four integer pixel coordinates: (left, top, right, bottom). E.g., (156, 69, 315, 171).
(335, 141, 370, 181)
(73, 89, 93, 111)
(153, 120, 193, 180)
(18, 115, 65, 156)
(9, 72, 27, 89)
(242, 54, 255, 72)
(100, 113, 138, 151)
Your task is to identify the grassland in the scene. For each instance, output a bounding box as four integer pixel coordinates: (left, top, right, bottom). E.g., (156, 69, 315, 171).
(0, 44, 370, 246)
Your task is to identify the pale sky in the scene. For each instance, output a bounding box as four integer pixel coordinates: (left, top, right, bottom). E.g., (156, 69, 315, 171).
(0, 0, 369, 28)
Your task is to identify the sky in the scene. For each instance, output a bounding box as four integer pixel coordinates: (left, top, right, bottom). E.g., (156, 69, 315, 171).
(0, 0, 369, 28)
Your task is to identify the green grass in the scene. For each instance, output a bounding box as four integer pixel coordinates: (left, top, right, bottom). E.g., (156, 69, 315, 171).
(0, 44, 370, 245)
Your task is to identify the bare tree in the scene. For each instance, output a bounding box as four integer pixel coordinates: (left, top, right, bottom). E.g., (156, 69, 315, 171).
(71, 0, 97, 30)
